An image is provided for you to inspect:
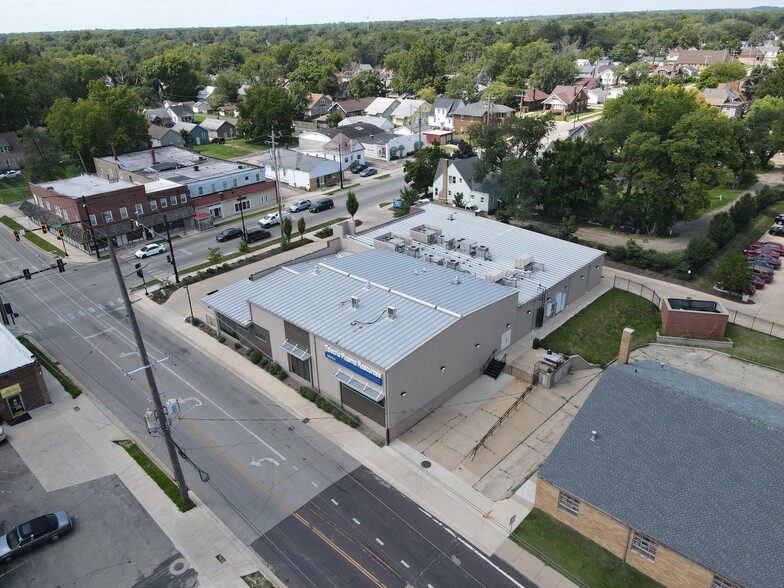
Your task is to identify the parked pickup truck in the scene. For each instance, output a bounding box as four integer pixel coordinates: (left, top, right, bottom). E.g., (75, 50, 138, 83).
(258, 211, 292, 228)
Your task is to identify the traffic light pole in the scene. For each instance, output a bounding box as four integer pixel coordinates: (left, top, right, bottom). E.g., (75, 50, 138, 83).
(163, 214, 179, 284)
(81, 196, 100, 259)
(107, 238, 192, 508)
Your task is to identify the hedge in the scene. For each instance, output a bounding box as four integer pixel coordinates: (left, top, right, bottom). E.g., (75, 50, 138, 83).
(298, 387, 359, 428)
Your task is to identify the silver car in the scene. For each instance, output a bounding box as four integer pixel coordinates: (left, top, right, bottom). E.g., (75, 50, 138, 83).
(0, 510, 74, 563)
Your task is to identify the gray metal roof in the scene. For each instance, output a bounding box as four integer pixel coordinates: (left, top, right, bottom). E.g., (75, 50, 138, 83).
(350, 204, 604, 305)
(0, 323, 35, 373)
(37, 175, 137, 198)
(539, 361, 784, 588)
(453, 103, 515, 117)
(203, 248, 516, 369)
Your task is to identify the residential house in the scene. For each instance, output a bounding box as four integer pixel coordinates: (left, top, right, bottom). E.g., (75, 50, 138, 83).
(192, 101, 210, 114)
(171, 122, 210, 146)
(218, 104, 238, 118)
(304, 93, 333, 121)
(298, 123, 386, 151)
(596, 65, 617, 87)
(390, 99, 432, 127)
(587, 87, 625, 106)
(364, 97, 400, 120)
(668, 49, 734, 71)
(0, 131, 23, 172)
(427, 98, 465, 130)
(519, 88, 548, 113)
(338, 116, 394, 131)
(573, 76, 600, 91)
(702, 84, 748, 118)
(321, 134, 365, 169)
(537, 360, 784, 588)
(431, 156, 500, 213)
(143, 107, 173, 127)
(93, 146, 274, 222)
(359, 132, 418, 161)
(0, 323, 50, 423)
(331, 97, 377, 119)
(200, 118, 236, 141)
(298, 123, 415, 162)
(543, 86, 589, 116)
(452, 103, 515, 135)
(652, 64, 678, 79)
(739, 45, 780, 68)
(265, 149, 342, 190)
(148, 124, 185, 148)
(197, 86, 215, 102)
(167, 104, 196, 124)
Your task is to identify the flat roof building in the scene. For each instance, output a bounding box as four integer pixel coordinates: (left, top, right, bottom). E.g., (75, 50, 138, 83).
(0, 324, 50, 423)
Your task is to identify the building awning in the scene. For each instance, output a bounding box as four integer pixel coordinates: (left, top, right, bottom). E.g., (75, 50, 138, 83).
(280, 339, 311, 361)
(331, 368, 385, 403)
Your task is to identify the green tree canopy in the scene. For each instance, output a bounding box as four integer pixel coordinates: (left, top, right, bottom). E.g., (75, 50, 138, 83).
(393, 38, 447, 95)
(403, 145, 446, 196)
(237, 84, 299, 140)
(347, 69, 384, 98)
(141, 47, 200, 101)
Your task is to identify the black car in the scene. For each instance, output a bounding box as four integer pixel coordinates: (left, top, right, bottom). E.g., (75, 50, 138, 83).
(244, 228, 271, 243)
(350, 163, 368, 174)
(776, 213, 784, 225)
(211, 137, 226, 144)
(309, 198, 334, 213)
(216, 227, 244, 242)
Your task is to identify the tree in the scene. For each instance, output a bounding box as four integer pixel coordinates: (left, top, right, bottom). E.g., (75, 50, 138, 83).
(497, 157, 543, 219)
(346, 190, 359, 221)
(481, 42, 514, 79)
(281, 217, 292, 247)
(538, 138, 607, 217)
(618, 63, 652, 86)
(729, 193, 756, 230)
(468, 123, 509, 180)
(417, 86, 437, 104)
(610, 40, 638, 65)
(698, 62, 747, 85)
(482, 82, 521, 108)
(556, 215, 579, 242)
(744, 65, 772, 100)
(403, 145, 445, 196)
(179, 128, 194, 147)
(325, 110, 342, 128)
(347, 69, 384, 98)
(505, 115, 555, 158)
(212, 70, 242, 106)
(443, 74, 478, 102)
(207, 247, 224, 265)
(684, 236, 717, 270)
(240, 54, 281, 87)
(237, 239, 250, 259)
(716, 252, 753, 293)
(141, 48, 200, 101)
(46, 80, 150, 171)
(528, 53, 578, 93)
(393, 38, 447, 95)
(19, 126, 65, 183)
(743, 96, 784, 168)
(237, 85, 299, 140)
(297, 216, 306, 241)
(707, 211, 736, 247)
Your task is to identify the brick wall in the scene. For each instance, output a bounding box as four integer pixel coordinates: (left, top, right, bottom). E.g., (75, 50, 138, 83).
(0, 362, 50, 422)
(626, 539, 714, 588)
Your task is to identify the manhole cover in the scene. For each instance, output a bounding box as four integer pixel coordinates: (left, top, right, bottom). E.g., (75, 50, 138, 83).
(421, 460, 431, 468)
(169, 558, 189, 575)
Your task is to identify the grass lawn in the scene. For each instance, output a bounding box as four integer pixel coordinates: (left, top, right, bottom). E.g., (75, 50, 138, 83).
(0, 215, 67, 256)
(193, 138, 269, 159)
(697, 183, 752, 215)
(539, 289, 661, 366)
(512, 509, 663, 588)
(374, 173, 391, 180)
(0, 176, 31, 204)
(115, 441, 194, 512)
(724, 324, 784, 370)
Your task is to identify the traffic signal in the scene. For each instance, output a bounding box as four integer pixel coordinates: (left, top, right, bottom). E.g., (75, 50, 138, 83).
(130, 219, 135, 230)
(135, 263, 143, 279)
(166, 255, 172, 264)
(13, 229, 21, 242)
(41, 224, 49, 234)
(58, 228, 65, 238)
(84, 228, 92, 241)
(23, 268, 31, 280)
(56, 258, 65, 273)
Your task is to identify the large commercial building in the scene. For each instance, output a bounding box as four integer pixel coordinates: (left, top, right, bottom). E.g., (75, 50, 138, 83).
(203, 204, 605, 440)
(537, 361, 783, 588)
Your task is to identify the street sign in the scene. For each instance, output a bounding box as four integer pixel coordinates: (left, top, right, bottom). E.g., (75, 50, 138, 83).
(51, 224, 63, 229)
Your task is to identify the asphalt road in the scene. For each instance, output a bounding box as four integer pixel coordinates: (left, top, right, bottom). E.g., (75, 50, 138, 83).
(0, 208, 535, 588)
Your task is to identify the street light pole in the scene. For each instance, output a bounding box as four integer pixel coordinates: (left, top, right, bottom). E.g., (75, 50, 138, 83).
(106, 238, 192, 508)
(237, 195, 248, 236)
(337, 139, 344, 189)
(81, 195, 101, 260)
(163, 214, 180, 284)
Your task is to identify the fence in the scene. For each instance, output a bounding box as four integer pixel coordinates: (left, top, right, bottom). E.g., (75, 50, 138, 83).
(612, 276, 784, 339)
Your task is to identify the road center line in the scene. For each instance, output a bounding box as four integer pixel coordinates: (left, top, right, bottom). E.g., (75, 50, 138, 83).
(375, 538, 384, 546)
(401, 560, 409, 569)
(352, 518, 361, 525)
(331, 499, 339, 506)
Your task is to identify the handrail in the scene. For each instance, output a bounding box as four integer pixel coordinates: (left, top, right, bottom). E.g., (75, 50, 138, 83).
(480, 348, 498, 375)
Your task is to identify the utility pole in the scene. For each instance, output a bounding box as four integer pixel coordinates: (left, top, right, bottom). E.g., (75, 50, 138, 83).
(106, 238, 192, 507)
(162, 214, 180, 284)
(337, 138, 344, 189)
(81, 195, 100, 260)
(269, 127, 284, 223)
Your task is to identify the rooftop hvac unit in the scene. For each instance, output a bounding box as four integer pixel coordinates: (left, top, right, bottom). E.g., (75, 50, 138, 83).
(425, 253, 435, 263)
(407, 245, 421, 258)
(387, 306, 397, 319)
(515, 253, 534, 269)
(433, 256, 445, 266)
(446, 259, 459, 270)
(446, 238, 456, 249)
(476, 245, 490, 260)
(484, 270, 505, 283)
(394, 241, 405, 252)
(510, 278, 518, 288)
(459, 240, 476, 254)
(351, 296, 360, 309)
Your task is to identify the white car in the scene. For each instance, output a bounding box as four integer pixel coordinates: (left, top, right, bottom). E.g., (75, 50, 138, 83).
(0, 170, 21, 180)
(134, 243, 166, 259)
(289, 199, 311, 213)
(0, 425, 5, 443)
(258, 211, 292, 228)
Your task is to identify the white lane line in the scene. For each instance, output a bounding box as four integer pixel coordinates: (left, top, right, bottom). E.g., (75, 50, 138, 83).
(444, 527, 455, 537)
(428, 584, 435, 588)
(375, 538, 384, 546)
(85, 328, 114, 339)
(352, 518, 361, 525)
(331, 499, 339, 506)
(400, 560, 410, 569)
(456, 536, 526, 588)
(419, 508, 433, 518)
(311, 481, 318, 488)
(292, 465, 299, 471)
(250, 457, 280, 467)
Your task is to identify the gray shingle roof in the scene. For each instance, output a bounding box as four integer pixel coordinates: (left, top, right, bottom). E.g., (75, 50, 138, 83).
(539, 361, 784, 588)
(453, 103, 515, 117)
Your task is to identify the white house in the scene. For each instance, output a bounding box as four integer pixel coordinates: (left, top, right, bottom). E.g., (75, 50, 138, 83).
(431, 157, 500, 213)
(265, 149, 342, 191)
(338, 116, 394, 130)
(364, 97, 400, 119)
(197, 86, 216, 102)
(596, 65, 617, 87)
(427, 98, 465, 130)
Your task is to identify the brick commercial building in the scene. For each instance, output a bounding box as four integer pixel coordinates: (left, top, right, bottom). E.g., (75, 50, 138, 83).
(536, 361, 784, 588)
(0, 325, 50, 424)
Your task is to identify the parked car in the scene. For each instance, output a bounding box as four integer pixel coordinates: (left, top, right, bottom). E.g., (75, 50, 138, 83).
(464, 203, 480, 213)
(0, 425, 5, 443)
(769, 225, 784, 236)
(750, 265, 773, 282)
(243, 228, 271, 243)
(0, 510, 74, 563)
(289, 199, 311, 213)
(775, 213, 784, 224)
(134, 243, 165, 259)
(749, 242, 784, 254)
(210, 137, 226, 144)
(350, 162, 368, 174)
(748, 253, 781, 268)
(0, 170, 21, 180)
(359, 167, 378, 177)
(215, 227, 244, 242)
(309, 198, 334, 213)
(258, 211, 291, 228)
(751, 275, 766, 289)
(744, 246, 780, 258)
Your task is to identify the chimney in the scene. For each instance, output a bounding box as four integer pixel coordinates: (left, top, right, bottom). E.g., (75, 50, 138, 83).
(441, 159, 448, 202)
(150, 149, 156, 164)
(619, 327, 635, 364)
(112, 144, 118, 161)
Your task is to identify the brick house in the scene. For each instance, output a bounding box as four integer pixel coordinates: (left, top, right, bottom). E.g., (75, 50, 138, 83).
(536, 361, 783, 588)
(0, 324, 50, 424)
(451, 103, 515, 135)
(543, 85, 589, 116)
(668, 49, 735, 71)
(519, 88, 548, 113)
(0, 131, 24, 172)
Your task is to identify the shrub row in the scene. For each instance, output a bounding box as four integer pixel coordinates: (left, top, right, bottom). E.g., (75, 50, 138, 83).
(298, 387, 359, 428)
(19, 337, 82, 399)
(246, 349, 287, 380)
(115, 441, 194, 512)
(314, 227, 333, 238)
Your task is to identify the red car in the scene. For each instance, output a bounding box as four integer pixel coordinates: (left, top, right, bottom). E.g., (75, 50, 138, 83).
(749, 242, 784, 254)
(751, 275, 766, 289)
(717, 281, 755, 295)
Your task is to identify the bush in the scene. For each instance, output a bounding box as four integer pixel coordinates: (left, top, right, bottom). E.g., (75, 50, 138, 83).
(684, 236, 718, 270)
(234, 342, 242, 351)
(249, 350, 262, 364)
(707, 212, 736, 247)
(729, 193, 756, 229)
(217, 335, 226, 344)
(495, 209, 511, 224)
(314, 227, 333, 238)
(297, 387, 360, 427)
